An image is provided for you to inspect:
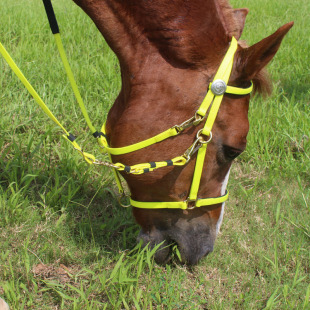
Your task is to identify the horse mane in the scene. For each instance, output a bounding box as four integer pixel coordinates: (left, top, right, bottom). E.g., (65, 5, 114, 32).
(252, 69, 272, 95)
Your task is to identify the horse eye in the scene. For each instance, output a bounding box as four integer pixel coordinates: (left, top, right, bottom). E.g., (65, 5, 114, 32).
(223, 145, 243, 160)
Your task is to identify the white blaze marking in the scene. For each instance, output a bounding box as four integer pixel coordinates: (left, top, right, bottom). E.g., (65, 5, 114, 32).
(216, 168, 231, 234)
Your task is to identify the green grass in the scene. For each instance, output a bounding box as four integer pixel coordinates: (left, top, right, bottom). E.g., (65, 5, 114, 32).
(0, 0, 309, 309)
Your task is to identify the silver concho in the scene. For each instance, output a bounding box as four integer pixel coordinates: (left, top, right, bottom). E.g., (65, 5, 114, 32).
(211, 79, 227, 95)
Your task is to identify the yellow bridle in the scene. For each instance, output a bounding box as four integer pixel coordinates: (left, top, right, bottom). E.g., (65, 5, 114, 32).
(0, 0, 253, 210)
(101, 37, 253, 209)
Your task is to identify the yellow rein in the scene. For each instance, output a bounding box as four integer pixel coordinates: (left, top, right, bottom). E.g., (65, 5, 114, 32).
(0, 0, 253, 209)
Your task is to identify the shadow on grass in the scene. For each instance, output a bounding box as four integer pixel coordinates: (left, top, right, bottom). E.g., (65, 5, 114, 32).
(0, 141, 140, 256)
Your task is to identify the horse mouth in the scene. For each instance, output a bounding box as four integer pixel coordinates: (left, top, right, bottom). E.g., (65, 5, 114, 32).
(137, 230, 214, 265)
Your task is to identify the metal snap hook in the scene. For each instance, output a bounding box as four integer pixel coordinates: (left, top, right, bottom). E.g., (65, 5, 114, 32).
(183, 138, 202, 163)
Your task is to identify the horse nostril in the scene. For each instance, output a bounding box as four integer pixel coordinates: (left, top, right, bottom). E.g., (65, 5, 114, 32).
(169, 237, 215, 265)
(137, 229, 173, 265)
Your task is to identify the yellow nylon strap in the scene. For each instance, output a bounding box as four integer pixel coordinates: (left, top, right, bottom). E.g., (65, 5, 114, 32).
(0, 41, 69, 135)
(213, 38, 238, 82)
(108, 153, 124, 194)
(201, 94, 223, 136)
(188, 144, 208, 200)
(195, 191, 229, 207)
(102, 125, 179, 155)
(113, 155, 187, 175)
(225, 82, 253, 95)
(130, 199, 187, 209)
(53, 33, 97, 134)
(196, 83, 216, 117)
(130, 191, 228, 209)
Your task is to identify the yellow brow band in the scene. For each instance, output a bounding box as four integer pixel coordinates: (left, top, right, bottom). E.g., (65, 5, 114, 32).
(225, 82, 253, 95)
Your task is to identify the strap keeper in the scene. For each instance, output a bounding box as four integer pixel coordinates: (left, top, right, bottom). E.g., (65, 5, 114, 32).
(67, 133, 76, 142)
(92, 131, 106, 138)
(166, 160, 173, 166)
(124, 166, 131, 173)
(149, 162, 156, 168)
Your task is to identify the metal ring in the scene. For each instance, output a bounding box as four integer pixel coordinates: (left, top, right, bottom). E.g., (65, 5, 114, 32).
(118, 193, 131, 208)
(186, 199, 196, 210)
(196, 129, 212, 144)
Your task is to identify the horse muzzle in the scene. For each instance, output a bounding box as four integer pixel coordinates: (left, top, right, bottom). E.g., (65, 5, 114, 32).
(137, 220, 217, 265)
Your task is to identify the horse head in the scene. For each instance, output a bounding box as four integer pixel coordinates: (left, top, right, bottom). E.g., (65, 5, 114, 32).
(73, 0, 293, 264)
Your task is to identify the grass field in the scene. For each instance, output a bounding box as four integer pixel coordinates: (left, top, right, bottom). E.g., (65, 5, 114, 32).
(0, 0, 309, 309)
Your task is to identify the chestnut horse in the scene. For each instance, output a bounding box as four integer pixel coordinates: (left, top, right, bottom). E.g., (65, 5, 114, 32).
(73, 0, 293, 264)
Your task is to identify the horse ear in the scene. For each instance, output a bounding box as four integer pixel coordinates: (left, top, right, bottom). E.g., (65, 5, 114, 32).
(232, 8, 249, 40)
(236, 22, 294, 81)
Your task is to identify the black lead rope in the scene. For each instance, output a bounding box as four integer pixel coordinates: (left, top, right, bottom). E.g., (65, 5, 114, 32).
(42, 0, 60, 34)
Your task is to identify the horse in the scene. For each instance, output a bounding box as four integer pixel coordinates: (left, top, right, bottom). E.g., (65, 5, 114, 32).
(72, 0, 293, 265)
